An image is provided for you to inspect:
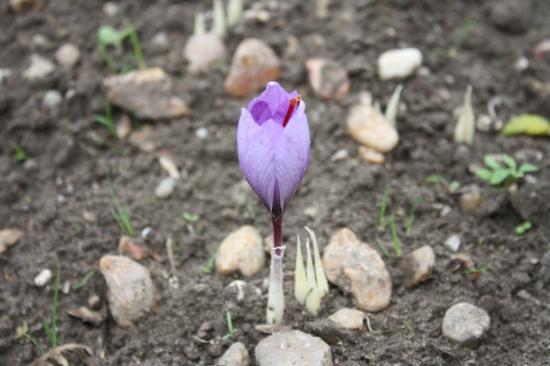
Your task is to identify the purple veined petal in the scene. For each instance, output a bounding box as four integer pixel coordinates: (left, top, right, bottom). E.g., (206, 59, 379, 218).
(247, 81, 298, 125)
(273, 101, 310, 211)
(237, 108, 282, 212)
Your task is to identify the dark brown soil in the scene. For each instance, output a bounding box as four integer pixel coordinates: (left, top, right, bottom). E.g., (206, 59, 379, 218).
(1, 0, 550, 365)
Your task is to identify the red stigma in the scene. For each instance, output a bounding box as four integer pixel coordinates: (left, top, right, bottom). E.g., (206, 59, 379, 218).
(282, 95, 301, 128)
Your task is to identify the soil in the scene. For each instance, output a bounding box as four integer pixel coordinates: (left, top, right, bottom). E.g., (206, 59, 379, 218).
(1, 0, 550, 365)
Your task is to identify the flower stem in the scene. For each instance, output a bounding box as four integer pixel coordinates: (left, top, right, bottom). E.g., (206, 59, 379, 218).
(267, 215, 284, 324)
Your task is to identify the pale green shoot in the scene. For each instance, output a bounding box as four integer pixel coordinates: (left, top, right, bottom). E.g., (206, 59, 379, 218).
(405, 196, 421, 235)
(379, 190, 389, 230)
(108, 178, 135, 237)
(194, 13, 206, 35)
(213, 0, 226, 37)
(454, 85, 475, 145)
(389, 215, 402, 257)
(385, 84, 403, 128)
(43, 261, 61, 349)
(227, 0, 243, 27)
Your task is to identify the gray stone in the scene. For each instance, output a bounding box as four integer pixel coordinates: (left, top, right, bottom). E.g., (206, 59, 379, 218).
(442, 302, 490, 347)
(24, 55, 54, 80)
(328, 308, 364, 330)
(55, 43, 80, 68)
(99, 255, 156, 327)
(255, 330, 332, 366)
(488, 0, 531, 34)
(217, 342, 250, 366)
(42, 90, 62, 110)
(322, 228, 391, 312)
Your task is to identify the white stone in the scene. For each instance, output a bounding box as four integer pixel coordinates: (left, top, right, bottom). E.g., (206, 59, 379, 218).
(55, 43, 80, 68)
(195, 127, 208, 139)
(347, 98, 399, 153)
(444, 234, 461, 252)
(42, 90, 62, 110)
(34, 269, 53, 287)
(0, 68, 12, 84)
(217, 342, 250, 366)
(155, 177, 176, 199)
(255, 330, 332, 366)
(216, 226, 265, 277)
(378, 48, 422, 80)
(328, 308, 365, 329)
(103, 2, 118, 16)
(24, 55, 54, 80)
(99, 255, 156, 327)
(442, 302, 490, 346)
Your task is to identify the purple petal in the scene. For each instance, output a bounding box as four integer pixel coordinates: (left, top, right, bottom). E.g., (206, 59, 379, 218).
(237, 99, 310, 214)
(247, 81, 298, 126)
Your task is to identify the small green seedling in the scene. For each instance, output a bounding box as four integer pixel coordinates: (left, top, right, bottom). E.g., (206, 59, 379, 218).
(378, 190, 390, 230)
(94, 103, 116, 137)
(465, 265, 489, 275)
(405, 196, 421, 235)
(449, 17, 475, 57)
(475, 154, 538, 188)
(17, 322, 45, 355)
(43, 261, 61, 349)
(109, 178, 135, 236)
(73, 269, 96, 290)
(515, 221, 532, 235)
(224, 310, 234, 338)
(375, 238, 390, 258)
(97, 23, 145, 73)
(201, 249, 218, 274)
(13, 144, 28, 162)
(182, 211, 200, 223)
(425, 174, 444, 184)
(389, 215, 402, 257)
(502, 114, 550, 137)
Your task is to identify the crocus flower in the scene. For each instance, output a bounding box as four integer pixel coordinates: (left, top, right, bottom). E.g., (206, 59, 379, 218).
(236, 81, 310, 324)
(237, 81, 310, 218)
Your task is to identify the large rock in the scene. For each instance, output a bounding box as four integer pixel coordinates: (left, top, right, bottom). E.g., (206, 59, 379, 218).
(225, 38, 280, 97)
(322, 228, 392, 312)
(488, 0, 531, 34)
(306, 58, 350, 101)
(217, 342, 250, 366)
(442, 302, 490, 347)
(184, 33, 226, 73)
(400, 245, 435, 288)
(346, 93, 399, 153)
(103, 67, 188, 120)
(99, 255, 156, 327)
(216, 226, 265, 277)
(255, 330, 332, 366)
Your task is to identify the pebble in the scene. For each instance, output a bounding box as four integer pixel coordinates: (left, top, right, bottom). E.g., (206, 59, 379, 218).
(158, 152, 180, 179)
(328, 308, 365, 330)
(400, 245, 435, 288)
(184, 33, 226, 73)
(216, 226, 265, 277)
(0, 228, 22, 255)
(459, 186, 482, 214)
(23, 54, 55, 80)
(346, 93, 399, 153)
(103, 67, 188, 119)
(103, 2, 119, 16)
(155, 177, 176, 199)
(129, 126, 156, 152)
(217, 342, 250, 366)
(55, 43, 80, 68)
(88, 294, 101, 310)
(99, 255, 156, 327)
(255, 330, 333, 366)
(0, 68, 12, 84)
(322, 228, 392, 312)
(223, 280, 262, 303)
(67, 306, 105, 326)
(225, 38, 280, 97)
(306, 58, 350, 101)
(32, 34, 51, 49)
(358, 146, 385, 164)
(34, 269, 53, 287)
(116, 115, 132, 139)
(330, 149, 348, 162)
(195, 127, 208, 139)
(488, 0, 531, 34)
(442, 302, 490, 347)
(151, 32, 170, 52)
(42, 90, 62, 110)
(377, 48, 422, 80)
(444, 234, 461, 252)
